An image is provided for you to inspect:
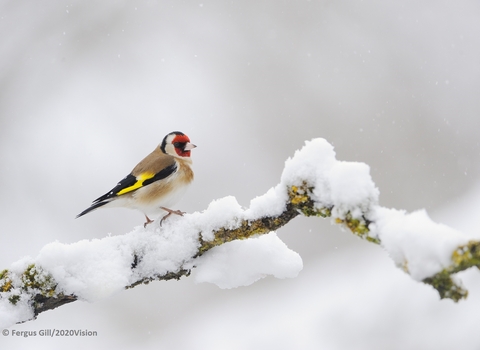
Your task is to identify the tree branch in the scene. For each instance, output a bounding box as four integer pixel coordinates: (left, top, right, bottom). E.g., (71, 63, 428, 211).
(1, 138, 479, 326)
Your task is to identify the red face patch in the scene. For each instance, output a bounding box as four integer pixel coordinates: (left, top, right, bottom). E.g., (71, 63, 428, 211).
(172, 134, 192, 157)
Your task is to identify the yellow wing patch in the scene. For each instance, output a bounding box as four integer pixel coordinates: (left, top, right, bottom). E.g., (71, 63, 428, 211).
(117, 172, 155, 196)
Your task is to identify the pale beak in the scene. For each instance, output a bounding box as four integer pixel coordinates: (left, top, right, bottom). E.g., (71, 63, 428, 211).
(184, 142, 197, 150)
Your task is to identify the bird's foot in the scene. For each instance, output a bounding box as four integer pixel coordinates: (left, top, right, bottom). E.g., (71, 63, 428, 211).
(143, 215, 154, 228)
(160, 207, 185, 216)
(159, 207, 185, 226)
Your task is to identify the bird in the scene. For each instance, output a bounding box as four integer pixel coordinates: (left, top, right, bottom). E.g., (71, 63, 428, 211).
(77, 131, 196, 227)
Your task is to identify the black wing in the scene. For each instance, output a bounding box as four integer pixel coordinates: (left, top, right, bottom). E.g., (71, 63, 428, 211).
(76, 163, 177, 218)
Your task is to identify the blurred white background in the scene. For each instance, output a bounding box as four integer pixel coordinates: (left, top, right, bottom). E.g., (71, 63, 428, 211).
(1, 0, 480, 349)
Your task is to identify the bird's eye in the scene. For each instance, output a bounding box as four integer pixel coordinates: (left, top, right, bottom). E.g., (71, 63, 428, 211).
(173, 142, 186, 149)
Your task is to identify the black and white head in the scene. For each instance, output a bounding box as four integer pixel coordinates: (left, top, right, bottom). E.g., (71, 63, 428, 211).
(160, 131, 196, 158)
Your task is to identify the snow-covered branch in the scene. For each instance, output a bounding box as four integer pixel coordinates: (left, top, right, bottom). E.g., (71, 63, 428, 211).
(1, 138, 479, 327)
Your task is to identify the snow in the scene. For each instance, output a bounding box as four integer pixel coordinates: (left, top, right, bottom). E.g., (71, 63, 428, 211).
(187, 196, 244, 242)
(36, 238, 133, 302)
(372, 208, 470, 280)
(0, 138, 477, 328)
(245, 185, 288, 219)
(328, 161, 379, 219)
(281, 138, 337, 189)
(281, 139, 379, 219)
(0, 258, 35, 328)
(193, 232, 303, 289)
(0, 295, 33, 329)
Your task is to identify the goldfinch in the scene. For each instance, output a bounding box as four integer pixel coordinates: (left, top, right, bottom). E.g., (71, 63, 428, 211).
(77, 131, 196, 227)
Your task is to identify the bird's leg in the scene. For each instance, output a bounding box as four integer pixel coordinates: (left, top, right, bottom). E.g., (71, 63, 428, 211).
(160, 207, 185, 216)
(143, 215, 154, 228)
(159, 206, 185, 226)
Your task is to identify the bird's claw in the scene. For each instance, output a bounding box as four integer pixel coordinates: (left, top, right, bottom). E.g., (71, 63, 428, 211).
(143, 215, 154, 228)
(159, 207, 185, 226)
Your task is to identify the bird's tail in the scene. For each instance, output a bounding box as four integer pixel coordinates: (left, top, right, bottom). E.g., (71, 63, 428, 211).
(76, 200, 110, 219)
